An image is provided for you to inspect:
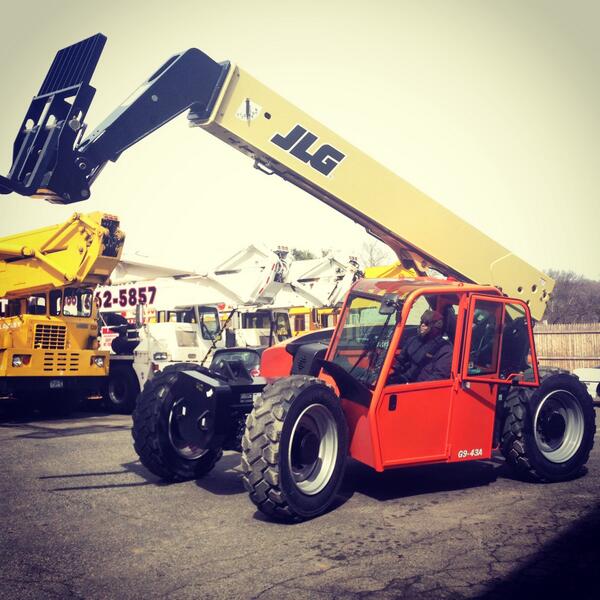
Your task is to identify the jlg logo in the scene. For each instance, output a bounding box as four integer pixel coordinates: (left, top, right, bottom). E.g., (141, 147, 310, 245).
(271, 125, 345, 176)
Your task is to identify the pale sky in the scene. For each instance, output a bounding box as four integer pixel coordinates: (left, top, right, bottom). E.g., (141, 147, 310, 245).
(1, 0, 599, 279)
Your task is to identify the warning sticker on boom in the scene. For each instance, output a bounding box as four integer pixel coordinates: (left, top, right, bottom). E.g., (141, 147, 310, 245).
(236, 99, 262, 121)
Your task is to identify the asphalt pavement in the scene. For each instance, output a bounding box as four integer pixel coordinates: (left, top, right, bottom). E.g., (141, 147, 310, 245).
(1, 406, 599, 600)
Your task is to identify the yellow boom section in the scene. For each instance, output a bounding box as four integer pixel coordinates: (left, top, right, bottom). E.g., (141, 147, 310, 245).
(0, 212, 124, 298)
(197, 66, 554, 320)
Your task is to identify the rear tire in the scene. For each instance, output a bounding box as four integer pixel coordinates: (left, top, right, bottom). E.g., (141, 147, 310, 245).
(501, 371, 595, 482)
(132, 363, 222, 481)
(241, 375, 348, 521)
(105, 365, 140, 414)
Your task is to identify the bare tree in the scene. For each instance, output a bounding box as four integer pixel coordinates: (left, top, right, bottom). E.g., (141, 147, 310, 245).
(544, 270, 600, 324)
(360, 239, 395, 267)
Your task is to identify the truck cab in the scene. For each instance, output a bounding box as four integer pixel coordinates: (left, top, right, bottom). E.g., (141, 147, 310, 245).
(318, 278, 538, 470)
(0, 286, 109, 408)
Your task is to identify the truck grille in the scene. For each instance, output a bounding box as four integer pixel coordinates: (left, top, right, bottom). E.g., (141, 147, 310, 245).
(34, 324, 67, 349)
(43, 352, 80, 373)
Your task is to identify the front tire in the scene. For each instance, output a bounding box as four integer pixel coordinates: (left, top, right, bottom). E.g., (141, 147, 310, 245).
(241, 375, 348, 521)
(501, 371, 596, 482)
(132, 363, 223, 481)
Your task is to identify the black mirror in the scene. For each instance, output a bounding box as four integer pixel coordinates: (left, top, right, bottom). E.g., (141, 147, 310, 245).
(379, 293, 402, 315)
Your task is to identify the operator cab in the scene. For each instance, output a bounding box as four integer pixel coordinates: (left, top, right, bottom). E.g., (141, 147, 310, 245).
(156, 304, 221, 343)
(2, 287, 95, 319)
(320, 278, 539, 469)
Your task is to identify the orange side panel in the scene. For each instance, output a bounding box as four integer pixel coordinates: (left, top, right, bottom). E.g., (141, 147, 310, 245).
(260, 343, 293, 379)
(341, 398, 375, 469)
(446, 381, 498, 463)
(376, 382, 452, 468)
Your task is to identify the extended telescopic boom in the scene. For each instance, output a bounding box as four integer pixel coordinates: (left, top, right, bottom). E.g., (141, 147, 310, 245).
(0, 34, 553, 319)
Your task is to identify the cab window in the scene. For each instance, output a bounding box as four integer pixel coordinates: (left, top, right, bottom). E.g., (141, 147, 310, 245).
(63, 289, 93, 317)
(274, 313, 292, 341)
(499, 303, 536, 382)
(198, 307, 220, 340)
(467, 301, 503, 376)
(49, 290, 62, 316)
(27, 294, 47, 315)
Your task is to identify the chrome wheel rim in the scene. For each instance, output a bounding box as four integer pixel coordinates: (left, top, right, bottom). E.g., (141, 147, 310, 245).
(288, 403, 338, 495)
(534, 389, 584, 463)
(168, 397, 209, 460)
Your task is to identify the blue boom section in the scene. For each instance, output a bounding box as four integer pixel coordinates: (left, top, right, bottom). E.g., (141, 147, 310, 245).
(0, 34, 229, 204)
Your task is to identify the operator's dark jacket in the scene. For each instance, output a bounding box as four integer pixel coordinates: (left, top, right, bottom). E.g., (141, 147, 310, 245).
(393, 334, 453, 383)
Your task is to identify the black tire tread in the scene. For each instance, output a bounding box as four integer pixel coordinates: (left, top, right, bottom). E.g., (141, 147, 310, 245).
(500, 368, 595, 482)
(105, 365, 140, 414)
(132, 363, 222, 481)
(241, 375, 335, 521)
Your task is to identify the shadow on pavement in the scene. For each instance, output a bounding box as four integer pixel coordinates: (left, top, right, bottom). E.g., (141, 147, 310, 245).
(193, 453, 246, 495)
(478, 502, 600, 600)
(6, 420, 132, 440)
(341, 457, 502, 502)
(40, 460, 161, 491)
(125, 451, 247, 496)
(0, 401, 132, 439)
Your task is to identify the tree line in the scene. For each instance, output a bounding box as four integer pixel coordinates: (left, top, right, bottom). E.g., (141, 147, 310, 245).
(543, 270, 600, 324)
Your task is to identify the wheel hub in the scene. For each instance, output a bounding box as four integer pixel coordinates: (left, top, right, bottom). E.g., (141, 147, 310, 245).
(296, 429, 320, 466)
(287, 403, 338, 495)
(168, 397, 213, 460)
(533, 389, 584, 463)
(538, 412, 566, 449)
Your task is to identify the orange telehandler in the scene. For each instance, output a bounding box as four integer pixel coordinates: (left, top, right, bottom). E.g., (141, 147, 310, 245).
(0, 34, 594, 520)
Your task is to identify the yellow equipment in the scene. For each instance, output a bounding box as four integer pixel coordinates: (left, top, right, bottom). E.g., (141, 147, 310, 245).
(0, 212, 125, 411)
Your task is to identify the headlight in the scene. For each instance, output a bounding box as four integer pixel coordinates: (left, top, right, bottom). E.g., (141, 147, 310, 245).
(92, 356, 105, 368)
(153, 352, 168, 361)
(12, 355, 24, 367)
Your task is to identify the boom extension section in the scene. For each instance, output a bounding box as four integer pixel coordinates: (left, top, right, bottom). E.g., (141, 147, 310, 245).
(0, 212, 124, 298)
(0, 34, 553, 319)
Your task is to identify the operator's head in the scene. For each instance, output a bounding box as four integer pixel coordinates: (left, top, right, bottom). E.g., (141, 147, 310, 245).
(419, 309, 444, 338)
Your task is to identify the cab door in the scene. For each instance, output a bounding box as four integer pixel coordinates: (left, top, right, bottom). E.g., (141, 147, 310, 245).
(446, 295, 539, 464)
(375, 293, 458, 469)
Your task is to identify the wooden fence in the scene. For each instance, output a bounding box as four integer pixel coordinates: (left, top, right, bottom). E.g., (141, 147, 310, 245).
(534, 322, 600, 371)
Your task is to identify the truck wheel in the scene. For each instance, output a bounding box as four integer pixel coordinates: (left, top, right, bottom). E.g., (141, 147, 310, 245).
(500, 371, 596, 482)
(241, 375, 348, 521)
(105, 365, 140, 414)
(132, 363, 223, 481)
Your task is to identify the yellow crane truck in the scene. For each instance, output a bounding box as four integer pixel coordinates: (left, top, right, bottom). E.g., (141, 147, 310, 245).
(0, 35, 594, 520)
(0, 212, 124, 414)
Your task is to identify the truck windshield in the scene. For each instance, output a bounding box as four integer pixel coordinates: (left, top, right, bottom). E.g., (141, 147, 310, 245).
(62, 288, 94, 317)
(198, 306, 220, 340)
(330, 294, 398, 388)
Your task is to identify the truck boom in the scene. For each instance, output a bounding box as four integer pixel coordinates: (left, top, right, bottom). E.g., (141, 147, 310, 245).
(0, 34, 553, 319)
(0, 212, 123, 298)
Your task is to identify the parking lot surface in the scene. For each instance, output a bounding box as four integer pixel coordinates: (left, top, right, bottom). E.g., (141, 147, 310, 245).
(1, 408, 599, 600)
